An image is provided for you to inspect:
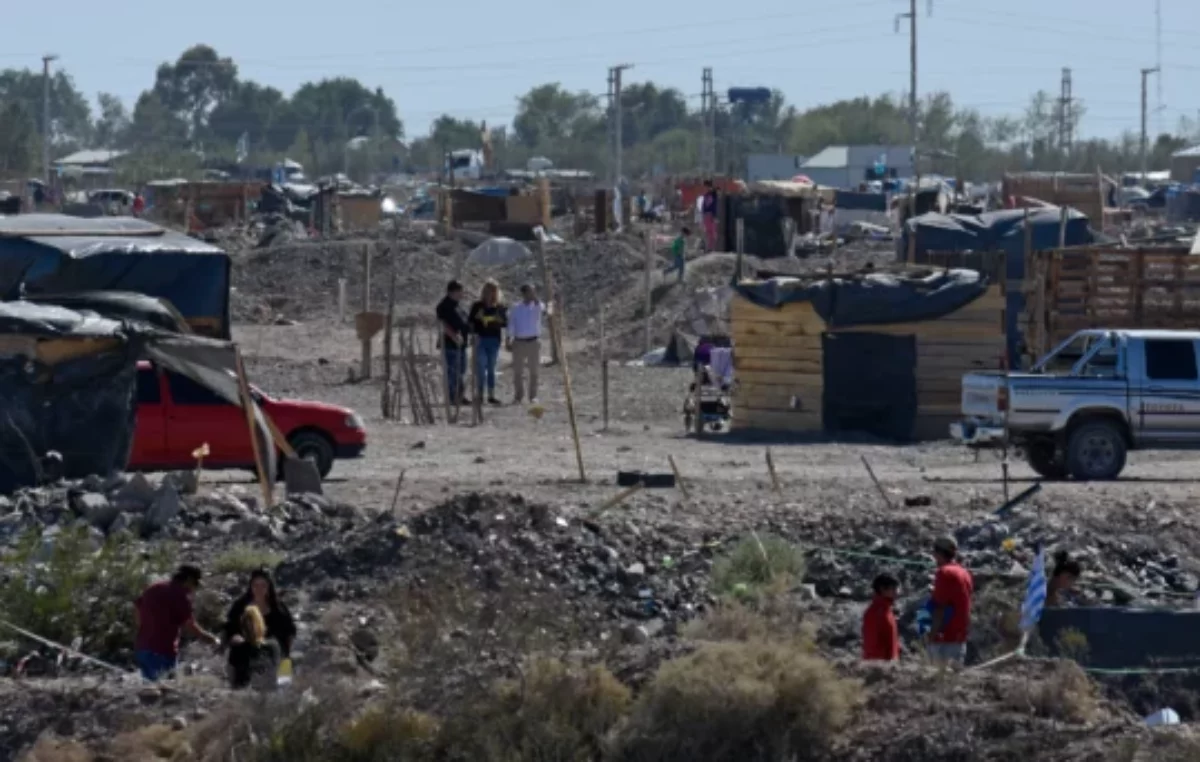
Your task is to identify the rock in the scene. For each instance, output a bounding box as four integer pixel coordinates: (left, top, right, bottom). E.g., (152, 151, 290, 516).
(621, 618, 665, 644)
(109, 513, 136, 535)
(170, 715, 188, 731)
(623, 562, 646, 582)
(164, 471, 200, 496)
(142, 485, 182, 535)
(284, 459, 323, 496)
(349, 628, 380, 662)
(797, 584, 820, 601)
(115, 474, 157, 513)
(76, 492, 121, 531)
(230, 517, 271, 540)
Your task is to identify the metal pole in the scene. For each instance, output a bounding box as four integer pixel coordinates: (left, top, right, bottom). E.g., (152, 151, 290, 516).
(909, 0, 918, 155)
(613, 64, 633, 191)
(1140, 67, 1159, 183)
(41, 54, 57, 186)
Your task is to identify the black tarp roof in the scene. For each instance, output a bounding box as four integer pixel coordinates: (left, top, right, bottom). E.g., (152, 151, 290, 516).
(0, 213, 224, 258)
(0, 300, 123, 337)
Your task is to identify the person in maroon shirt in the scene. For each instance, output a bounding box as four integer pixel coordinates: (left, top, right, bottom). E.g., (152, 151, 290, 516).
(862, 573, 900, 661)
(134, 565, 219, 681)
(927, 536, 974, 666)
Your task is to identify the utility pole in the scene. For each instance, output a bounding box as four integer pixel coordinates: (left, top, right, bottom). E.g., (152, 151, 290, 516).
(700, 68, 713, 174)
(1058, 67, 1073, 157)
(1141, 66, 1160, 183)
(610, 64, 633, 191)
(605, 68, 616, 187)
(895, 1, 930, 179)
(41, 54, 58, 186)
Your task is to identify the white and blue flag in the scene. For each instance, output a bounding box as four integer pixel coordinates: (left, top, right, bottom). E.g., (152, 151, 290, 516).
(1020, 546, 1047, 632)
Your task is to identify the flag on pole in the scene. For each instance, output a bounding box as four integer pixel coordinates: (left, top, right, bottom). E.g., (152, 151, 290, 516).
(1020, 546, 1047, 632)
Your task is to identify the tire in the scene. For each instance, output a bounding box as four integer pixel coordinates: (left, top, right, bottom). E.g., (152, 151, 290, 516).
(1065, 420, 1127, 481)
(1024, 441, 1068, 480)
(288, 431, 335, 479)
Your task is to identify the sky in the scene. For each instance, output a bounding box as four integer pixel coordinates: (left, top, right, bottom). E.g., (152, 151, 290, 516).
(1, 0, 1198, 142)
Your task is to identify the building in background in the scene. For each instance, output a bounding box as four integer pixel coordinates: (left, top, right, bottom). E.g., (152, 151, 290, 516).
(797, 145, 914, 189)
(746, 154, 809, 182)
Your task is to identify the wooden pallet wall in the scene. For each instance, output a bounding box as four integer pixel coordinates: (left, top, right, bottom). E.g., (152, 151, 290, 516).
(1025, 247, 1200, 355)
(730, 284, 1006, 439)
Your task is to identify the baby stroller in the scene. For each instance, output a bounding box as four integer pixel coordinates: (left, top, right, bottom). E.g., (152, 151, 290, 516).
(683, 341, 732, 433)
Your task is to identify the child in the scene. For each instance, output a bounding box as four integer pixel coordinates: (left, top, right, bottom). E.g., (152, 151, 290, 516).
(862, 573, 900, 661)
(668, 227, 690, 283)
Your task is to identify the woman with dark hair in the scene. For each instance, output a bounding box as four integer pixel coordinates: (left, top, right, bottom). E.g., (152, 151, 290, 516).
(1047, 552, 1083, 607)
(223, 569, 297, 658)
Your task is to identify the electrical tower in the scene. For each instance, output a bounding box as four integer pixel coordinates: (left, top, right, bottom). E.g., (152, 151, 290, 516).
(1058, 67, 1074, 155)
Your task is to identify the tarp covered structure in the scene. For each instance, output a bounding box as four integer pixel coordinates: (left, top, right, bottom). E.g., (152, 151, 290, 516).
(734, 268, 990, 328)
(1040, 607, 1200, 670)
(0, 215, 231, 338)
(0, 299, 274, 493)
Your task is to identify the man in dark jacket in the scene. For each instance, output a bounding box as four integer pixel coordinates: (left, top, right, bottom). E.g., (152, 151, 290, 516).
(436, 280, 471, 404)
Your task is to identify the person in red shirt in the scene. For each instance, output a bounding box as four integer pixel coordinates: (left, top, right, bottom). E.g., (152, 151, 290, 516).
(132, 193, 145, 217)
(134, 565, 219, 681)
(927, 536, 974, 666)
(862, 573, 900, 661)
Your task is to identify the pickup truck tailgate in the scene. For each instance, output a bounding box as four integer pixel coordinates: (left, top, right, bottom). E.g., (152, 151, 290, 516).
(962, 372, 1005, 418)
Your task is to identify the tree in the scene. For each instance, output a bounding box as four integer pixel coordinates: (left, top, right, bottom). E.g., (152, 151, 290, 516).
(0, 68, 92, 153)
(290, 78, 402, 147)
(0, 101, 37, 172)
(126, 91, 188, 151)
(619, 83, 689, 147)
(207, 81, 293, 153)
(93, 92, 130, 148)
(513, 84, 600, 149)
(151, 45, 239, 144)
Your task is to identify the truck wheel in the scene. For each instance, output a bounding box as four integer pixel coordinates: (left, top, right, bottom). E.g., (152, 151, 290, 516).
(1024, 441, 1068, 480)
(288, 432, 335, 479)
(1065, 421, 1127, 481)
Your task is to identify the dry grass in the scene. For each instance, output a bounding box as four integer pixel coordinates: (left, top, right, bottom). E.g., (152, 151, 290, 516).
(711, 534, 805, 602)
(683, 596, 816, 646)
(212, 544, 285, 575)
(17, 737, 94, 762)
(1003, 661, 1099, 724)
(616, 641, 861, 762)
(105, 724, 192, 761)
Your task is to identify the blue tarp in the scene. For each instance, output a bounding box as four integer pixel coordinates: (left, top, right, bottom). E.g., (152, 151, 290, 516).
(900, 208, 1094, 365)
(0, 215, 230, 338)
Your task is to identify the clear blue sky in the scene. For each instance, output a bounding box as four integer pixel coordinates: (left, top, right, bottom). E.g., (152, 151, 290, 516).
(2, 0, 1197, 141)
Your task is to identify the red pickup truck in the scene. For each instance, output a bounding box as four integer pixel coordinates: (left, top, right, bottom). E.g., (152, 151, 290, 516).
(130, 362, 366, 478)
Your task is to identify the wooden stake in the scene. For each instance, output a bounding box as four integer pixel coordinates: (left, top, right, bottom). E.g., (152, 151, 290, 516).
(600, 304, 609, 431)
(693, 367, 704, 437)
(471, 334, 483, 425)
(382, 266, 397, 418)
(235, 349, 272, 510)
(389, 470, 406, 515)
(537, 238, 586, 482)
(360, 243, 372, 380)
(860, 455, 894, 510)
(735, 218, 745, 279)
(644, 230, 653, 355)
(438, 336, 453, 425)
(667, 455, 689, 501)
(591, 483, 643, 517)
(765, 448, 781, 493)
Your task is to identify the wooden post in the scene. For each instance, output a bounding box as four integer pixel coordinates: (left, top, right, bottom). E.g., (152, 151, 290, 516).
(537, 238, 587, 482)
(1057, 204, 1069, 250)
(906, 223, 917, 264)
(235, 349, 272, 510)
(668, 455, 690, 501)
(600, 303, 609, 431)
(438, 335, 453, 425)
(693, 366, 704, 437)
(471, 334, 483, 425)
(382, 266, 396, 418)
(360, 244, 372, 379)
(735, 218, 745, 281)
(644, 230, 653, 356)
(765, 448, 781, 493)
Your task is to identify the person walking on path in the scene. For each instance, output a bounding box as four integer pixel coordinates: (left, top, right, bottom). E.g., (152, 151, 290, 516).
(926, 536, 974, 666)
(469, 279, 507, 405)
(666, 227, 690, 283)
(134, 565, 219, 681)
(436, 280, 471, 405)
(862, 573, 901, 661)
(508, 283, 548, 404)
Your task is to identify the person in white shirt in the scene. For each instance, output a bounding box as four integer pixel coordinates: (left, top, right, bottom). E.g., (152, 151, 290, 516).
(506, 283, 549, 403)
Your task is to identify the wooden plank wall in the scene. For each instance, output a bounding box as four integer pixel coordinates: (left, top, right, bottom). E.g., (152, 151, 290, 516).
(1026, 247, 1200, 353)
(730, 284, 1006, 439)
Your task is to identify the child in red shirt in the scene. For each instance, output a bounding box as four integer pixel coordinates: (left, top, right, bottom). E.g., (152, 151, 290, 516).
(862, 573, 900, 660)
(928, 536, 974, 665)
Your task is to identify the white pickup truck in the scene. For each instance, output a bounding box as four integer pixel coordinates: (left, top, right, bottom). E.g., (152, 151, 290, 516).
(951, 329, 1200, 480)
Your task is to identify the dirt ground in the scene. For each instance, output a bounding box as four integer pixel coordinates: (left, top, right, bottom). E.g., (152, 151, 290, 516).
(7, 230, 1200, 760)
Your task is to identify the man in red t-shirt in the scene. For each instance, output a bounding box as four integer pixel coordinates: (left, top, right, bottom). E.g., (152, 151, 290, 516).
(862, 573, 900, 661)
(927, 536, 973, 666)
(134, 565, 219, 681)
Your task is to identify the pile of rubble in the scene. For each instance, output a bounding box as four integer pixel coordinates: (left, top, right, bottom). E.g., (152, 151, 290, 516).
(0, 472, 366, 550)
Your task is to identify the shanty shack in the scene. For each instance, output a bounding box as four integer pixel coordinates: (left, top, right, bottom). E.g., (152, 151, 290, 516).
(0, 214, 231, 338)
(731, 269, 1004, 441)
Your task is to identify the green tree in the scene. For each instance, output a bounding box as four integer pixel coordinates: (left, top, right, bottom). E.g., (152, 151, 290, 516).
(0, 101, 37, 172)
(150, 44, 239, 144)
(207, 81, 293, 153)
(0, 68, 93, 153)
(513, 84, 600, 150)
(290, 78, 403, 146)
(93, 92, 130, 148)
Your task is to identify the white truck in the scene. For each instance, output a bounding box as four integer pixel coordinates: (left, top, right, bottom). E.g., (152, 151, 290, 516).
(952, 329, 1200, 480)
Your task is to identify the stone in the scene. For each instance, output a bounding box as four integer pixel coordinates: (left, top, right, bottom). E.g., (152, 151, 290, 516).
(109, 513, 136, 535)
(164, 471, 200, 496)
(77, 493, 121, 532)
(797, 584, 820, 601)
(349, 628, 380, 662)
(141, 485, 182, 535)
(623, 562, 646, 582)
(115, 474, 157, 513)
(170, 715, 188, 731)
(284, 459, 323, 496)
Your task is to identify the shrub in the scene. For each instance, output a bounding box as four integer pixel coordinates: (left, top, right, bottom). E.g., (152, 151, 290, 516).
(684, 598, 816, 646)
(444, 658, 631, 762)
(1054, 628, 1091, 663)
(212, 544, 284, 575)
(0, 524, 174, 659)
(617, 641, 860, 762)
(1004, 661, 1098, 723)
(711, 534, 804, 602)
(338, 706, 441, 762)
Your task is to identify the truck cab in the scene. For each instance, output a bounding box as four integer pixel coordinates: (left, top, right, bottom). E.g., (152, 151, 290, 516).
(952, 329, 1200, 480)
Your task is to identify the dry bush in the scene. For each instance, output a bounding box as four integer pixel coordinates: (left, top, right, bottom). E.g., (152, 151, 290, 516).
(17, 737, 94, 762)
(1004, 661, 1099, 723)
(1054, 627, 1091, 663)
(337, 705, 441, 761)
(711, 534, 805, 602)
(1110, 730, 1200, 762)
(684, 597, 816, 646)
(212, 544, 284, 575)
(188, 686, 356, 762)
(616, 641, 860, 762)
(442, 658, 631, 762)
(104, 724, 192, 761)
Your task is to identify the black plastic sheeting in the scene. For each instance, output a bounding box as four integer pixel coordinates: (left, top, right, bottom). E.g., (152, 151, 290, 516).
(735, 269, 990, 328)
(720, 194, 799, 257)
(24, 292, 189, 334)
(822, 332, 917, 440)
(0, 347, 140, 493)
(1039, 607, 1200, 670)
(900, 207, 1094, 271)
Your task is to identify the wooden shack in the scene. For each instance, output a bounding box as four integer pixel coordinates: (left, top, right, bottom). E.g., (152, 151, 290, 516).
(1001, 172, 1115, 231)
(731, 276, 1005, 441)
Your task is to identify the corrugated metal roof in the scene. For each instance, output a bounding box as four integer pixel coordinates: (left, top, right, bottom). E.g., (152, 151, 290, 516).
(53, 149, 127, 166)
(1172, 145, 1200, 158)
(801, 146, 850, 169)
